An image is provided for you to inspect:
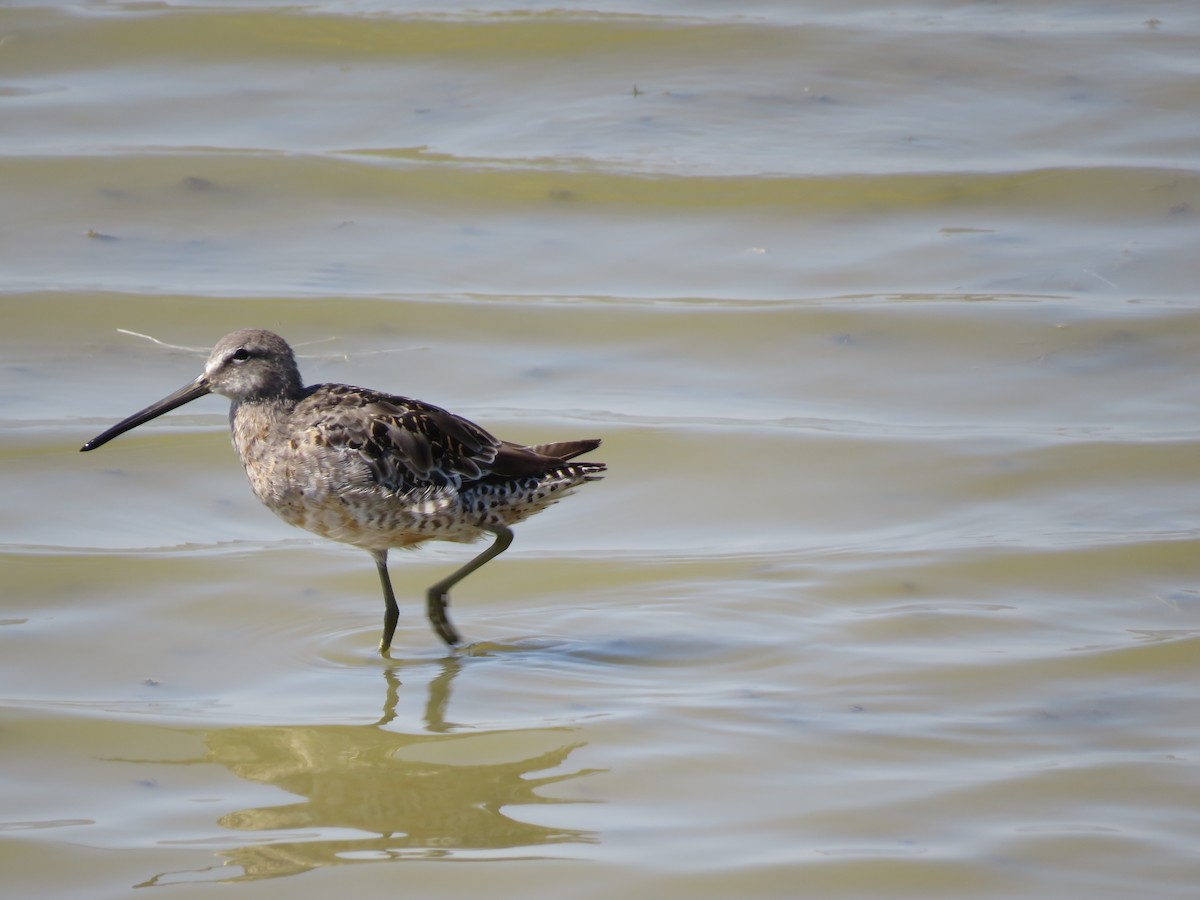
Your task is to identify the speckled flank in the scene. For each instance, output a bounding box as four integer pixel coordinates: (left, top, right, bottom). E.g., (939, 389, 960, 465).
(82, 328, 605, 652)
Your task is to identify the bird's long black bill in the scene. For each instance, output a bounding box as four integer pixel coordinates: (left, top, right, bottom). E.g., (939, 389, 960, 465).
(80, 378, 212, 452)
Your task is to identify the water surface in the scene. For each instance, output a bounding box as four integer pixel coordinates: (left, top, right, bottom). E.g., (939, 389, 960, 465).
(2, 2, 1199, 897)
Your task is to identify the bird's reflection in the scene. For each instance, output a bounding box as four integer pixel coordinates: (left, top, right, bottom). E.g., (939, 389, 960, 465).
(137, 656, 601, 886)
(380, 653, 458, 732)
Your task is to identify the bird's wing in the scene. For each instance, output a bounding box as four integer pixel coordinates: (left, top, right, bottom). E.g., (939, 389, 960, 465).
(299, 384, 502, 491)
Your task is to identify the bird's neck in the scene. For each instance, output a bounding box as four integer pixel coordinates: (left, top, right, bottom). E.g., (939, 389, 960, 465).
(228, 394, 298, 460)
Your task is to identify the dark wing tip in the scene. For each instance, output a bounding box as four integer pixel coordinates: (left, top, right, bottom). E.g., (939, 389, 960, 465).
(526, 438, 602, 461)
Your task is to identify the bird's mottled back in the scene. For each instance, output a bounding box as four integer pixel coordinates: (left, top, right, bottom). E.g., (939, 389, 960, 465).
(295, 384, 503, 490)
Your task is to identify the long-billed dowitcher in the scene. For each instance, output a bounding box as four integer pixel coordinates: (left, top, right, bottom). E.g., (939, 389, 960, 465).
(80, 329, 605, 654)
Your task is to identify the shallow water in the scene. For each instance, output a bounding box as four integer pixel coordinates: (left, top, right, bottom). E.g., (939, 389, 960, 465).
(3, 2, 1200, 898)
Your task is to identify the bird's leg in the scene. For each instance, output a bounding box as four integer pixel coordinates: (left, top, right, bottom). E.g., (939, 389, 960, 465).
(370, 548, 400, 657)
(427, 525, 514, 648)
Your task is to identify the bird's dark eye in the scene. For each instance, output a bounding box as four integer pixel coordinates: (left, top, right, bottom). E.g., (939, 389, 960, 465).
(231, 348, 251, 363)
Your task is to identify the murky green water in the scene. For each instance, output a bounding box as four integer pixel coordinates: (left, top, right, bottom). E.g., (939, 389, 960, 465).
(2, 3, 1199, 897)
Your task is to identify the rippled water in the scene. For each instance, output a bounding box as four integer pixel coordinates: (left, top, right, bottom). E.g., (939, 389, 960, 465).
(3, 2, 1200, 897)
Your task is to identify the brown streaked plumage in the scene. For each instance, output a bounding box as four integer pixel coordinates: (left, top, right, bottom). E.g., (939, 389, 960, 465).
(80, 328, 605, 653)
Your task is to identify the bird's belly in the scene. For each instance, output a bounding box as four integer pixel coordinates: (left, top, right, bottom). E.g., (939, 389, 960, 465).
(236, 444, 476, 548)
(261, 484, 490, 550)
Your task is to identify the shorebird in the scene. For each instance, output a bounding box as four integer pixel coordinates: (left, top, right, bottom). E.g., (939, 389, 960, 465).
(80, 329, 605, 654)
